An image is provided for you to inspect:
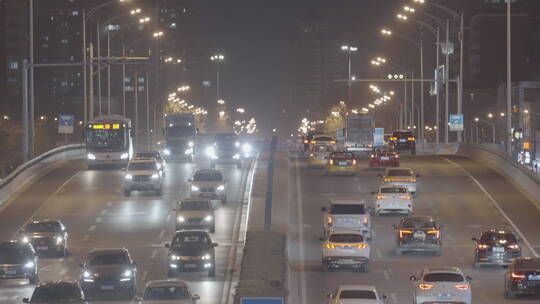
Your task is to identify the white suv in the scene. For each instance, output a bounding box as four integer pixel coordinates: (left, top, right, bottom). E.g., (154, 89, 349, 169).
(189, 170, 227, 204)
(411, 267, 472, 304)
(321, 229, 370, 272)
(123, 158, 162, 196)
(327, 285, 386, 304)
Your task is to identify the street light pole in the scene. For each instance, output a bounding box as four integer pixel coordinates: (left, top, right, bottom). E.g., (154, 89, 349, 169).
(507, 0, 512, 155)
(83, 9, 87, 123)
(435, 26, 440, 147)
(420, 37, 424, 147)
(29, 0, 35, 158)
(97, 22, 102, 116)
(107, 30, 111, 114)
(458, 12, 464, 143)
(445, 19, 450, 144)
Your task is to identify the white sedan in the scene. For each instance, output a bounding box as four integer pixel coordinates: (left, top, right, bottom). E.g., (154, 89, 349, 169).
(327, 285, 386, 304)
(321, 230, 370, 272)
(373, 185, 413, 215)
(411, 267, 472, 304)
(380, 167, 419, 196)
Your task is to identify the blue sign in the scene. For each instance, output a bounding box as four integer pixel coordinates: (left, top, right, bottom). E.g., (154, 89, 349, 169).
(58, 114, 74, 134)
(373, 128, 385, 147)
(449, 114, 463, 132)
(241, 298, 284, 304)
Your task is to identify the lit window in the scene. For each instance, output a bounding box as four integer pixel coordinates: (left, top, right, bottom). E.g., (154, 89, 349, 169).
(9, 61, 19, 69)
(71, 10, 79, 16)
(124, 77, 131, 83)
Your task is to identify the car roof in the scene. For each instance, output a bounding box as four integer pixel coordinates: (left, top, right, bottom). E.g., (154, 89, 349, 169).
(482, 229, 514, 234)
(379, 184, 408, 189)
(136, 151, 160, 155)
(514, 257, 540, 269)
(330, 199, 365, 205)
(387, 167, 412, 172)
(423, 266, 463, 275)
(174, 230, 210, 236)
(145, 279, 190, 288)
(338, 285, 377, 292)
(401, 216, 436, 224)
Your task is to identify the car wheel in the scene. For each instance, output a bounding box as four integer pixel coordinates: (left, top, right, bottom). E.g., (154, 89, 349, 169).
(126, 286, 136, 299)
(222, 197, 227, 204)
(396, 248, 403, 256)
(208, 267, 216, 277)
(167, 269, 176, 278)
(124, 190, 131, 197)
(505, 287, 516, 299)
(435, 249, 442, 257)
(210, 225, 216, 233)
(155, 188, 163, 196)
(29, 273, 39, 284)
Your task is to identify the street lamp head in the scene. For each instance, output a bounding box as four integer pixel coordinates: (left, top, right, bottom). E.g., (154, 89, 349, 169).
(413, 0, 425, 3)
(487, 113, 493, 118)
(139, 17, 150, 24)
(341, 45, 349, 50)
(475, 117, 479, 122)
(500, 112, 505, 117)
(349, 46, 358, 52)
(153, 31, 164, 38)
(130, 8, 141, 15)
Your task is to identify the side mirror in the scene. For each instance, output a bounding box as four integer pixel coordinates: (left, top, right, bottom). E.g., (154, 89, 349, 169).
(23, 298, 30, 303)
(392, 224, 398, 229)
(471, 237, 477, 241)
(518, 238, 523, 243)
(318, 237, 326, 242)
(192, 295, 200, 300)
(164, 243, 170, 248)
(173, 208, 177, 212)
(377, 174, 383, 178)
(19, 228, 25, 233)
(367, 207, 373, 214)
(416, 174, 420, 177)
(410, 275, 417, 281)
(79, 262, 84, 268)
(371, 191, 376, 195)
(466, 276, 472, 281)
(381, 294, 388, 299)
(187, 178, 193, 182)
(212, 243, 218, 248)
(321, 207, 327, 212)
(326, 293, 334, 299)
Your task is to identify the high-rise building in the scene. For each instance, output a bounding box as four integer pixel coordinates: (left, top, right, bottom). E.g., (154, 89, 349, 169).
(289, 13, 347, 124)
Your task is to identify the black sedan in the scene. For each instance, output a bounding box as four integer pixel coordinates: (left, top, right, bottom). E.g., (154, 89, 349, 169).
(166, 230, 218, 277)
(20, 219, 69, 257)
(393, 216, 443, 256)
(505, 257, 540, 299)
(0, 241, 39, 284)
(24, 281, 87, 303)
(472, 229, 521, 267)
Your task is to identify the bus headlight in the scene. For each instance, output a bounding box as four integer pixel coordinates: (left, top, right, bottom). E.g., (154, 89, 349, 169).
(217, 185, 225, 191)
(242, 143, 252, 153)
(177, 216, 186, 223)
(188, 141, 194, 147)
(24, 261, 35, 269)
(163, 149, 171, 156)
(191, 185, 199, 191)
(184, 148, 193, 155)
(204, 215, 214, 222)
(125, 174, 133, 180)
(206, 147, 215, 157)
(151, 173, 160, 179)
(233, 154, 240, 159)
(87, 153, 96, 160)
(22, 236, 29, 243)
(120, 153, 129, 160)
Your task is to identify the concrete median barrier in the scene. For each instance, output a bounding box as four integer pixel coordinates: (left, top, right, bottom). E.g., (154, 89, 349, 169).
(0, 145, 85, 208)
(437, 143, 540, 207)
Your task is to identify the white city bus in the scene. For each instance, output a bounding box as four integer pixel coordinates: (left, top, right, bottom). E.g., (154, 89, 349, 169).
(85, 115, 133, 169)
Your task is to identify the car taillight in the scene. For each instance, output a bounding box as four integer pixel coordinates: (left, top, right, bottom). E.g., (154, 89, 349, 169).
(384, 178, 391, 182)
(329, 159, 334, 165)
(326, 217, 333, 226)
(399, 230, 413, 238)
(356, 244, 368, 249)
(408, 137, 415, 141)
(508, 244, 519, 249)
(477, 244, 489, 249)
(390, 137, 397, 141)
(309, 153, 315, 158)
(376, 195, 388, 199)
(370, 154, 375, 158)
(427, 230, 440, 238)
(363, 217, 369, 226)
(408, 178, 417, 182)
(304, 140, 308, 144)
(352, 159, 357, 165)
(395, 154, 399, 158)
(418, 284, 434, 290)
(400, 195, 411, 199)
(511, 272, 526, 279)
(454, 284, 469, 291)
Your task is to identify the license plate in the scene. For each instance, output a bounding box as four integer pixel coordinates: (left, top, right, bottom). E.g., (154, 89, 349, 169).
(202, 193, 214, 197)
(100, 285, 114, 291)
(37, 246, 48, 251)
(493, 246, 505, 252)
(184, 263, 197, 269)
(381, 157, 389, 160)
(528, 275, 540, 280)
(437, 294, 451, 299)
(338, 161, 347, 166)
(414, 231, 425, 238)
(5, 270, 16, 275)
(399, 139, 407, 142)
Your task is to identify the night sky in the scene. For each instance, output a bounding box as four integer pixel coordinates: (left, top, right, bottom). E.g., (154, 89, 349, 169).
(191, 0, 413, 133)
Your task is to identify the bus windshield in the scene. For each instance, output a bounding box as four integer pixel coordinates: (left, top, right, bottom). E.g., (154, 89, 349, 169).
(87, 129, 126, 152)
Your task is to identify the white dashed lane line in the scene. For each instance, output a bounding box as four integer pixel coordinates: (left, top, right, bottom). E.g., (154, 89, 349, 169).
(151, 249, 158, 259)
(159, 230, 165, 239)
(95, 217, 102, 223)
(88, 225, 96, 232)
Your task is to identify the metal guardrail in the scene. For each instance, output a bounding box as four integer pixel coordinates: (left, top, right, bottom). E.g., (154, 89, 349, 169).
(0, 144, 85, 191)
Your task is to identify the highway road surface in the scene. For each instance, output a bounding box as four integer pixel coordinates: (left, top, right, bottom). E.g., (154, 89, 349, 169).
(0, 157, 252, 304)
(288, 154, 540, 304)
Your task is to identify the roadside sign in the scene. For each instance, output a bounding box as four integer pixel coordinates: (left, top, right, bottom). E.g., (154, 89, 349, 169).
(58, 114, 74, 134)
(373, 128, 384, 147)
(240, 298, 284, 304)
(449, 114, 463, 132)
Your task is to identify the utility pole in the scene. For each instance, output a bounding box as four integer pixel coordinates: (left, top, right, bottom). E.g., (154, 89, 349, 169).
(97, 22, 102, 115)
(458, 12, 465, 143)
(146, 71, 150, 149)
(89, 43, 94, 119)
(436, 26, 441, 147)
(29, 0, 35, 158)
(82, 9, 87, 123)
(107, 30, 111, 114)
(22, 60, 29, 162)
(506, 0, 512, 155)
(122, 44, 126, 117)
(420, 38, 425, 148)
(134, 69, 139, 150)
(445, 19, 450, 144)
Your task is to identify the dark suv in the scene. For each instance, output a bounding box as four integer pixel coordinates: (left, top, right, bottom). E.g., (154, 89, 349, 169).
(166, 230, 218, 277)
(24, 281, 87, 303)
(472, 229, 521, 268)
(20, 219, 69, 257)
(208, 133, 242, 169)
(0, 241, 39, 283)
(393, 216, 442, 256)
(389, 130, 416, 154)
(505, 257, 540, 299)
(79, 248, 137, 299)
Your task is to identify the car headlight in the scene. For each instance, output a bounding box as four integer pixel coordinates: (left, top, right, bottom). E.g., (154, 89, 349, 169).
(170, 255, 180, 260)
(206, 147, 215, 157)
(202, 254, 211, 260)
(56, 236, 63, 244)
(163, 149, 171, 156)
(125, 174, 133, 180)
(188, 141, 194, 147)
(120, 153, 129, 160)
(191, 185, 199, 191)
(235, 142, 240, 147)
(217, 185, 225, 191)
(204, 215, 214, 222)
(185, 148, 193, 155)
(151, 173, 160, 179)
(156, 163, 162, 169)
(87, 153, 96, 160)
(233, 154, 240, 159)
(24, 261, 34, 268)
(83, 270, 92, 278)
(242, 143, 252, 153)
(22, 236, 29, 243)
(177, 216, 186, 223)
(123, 270, 132, 277)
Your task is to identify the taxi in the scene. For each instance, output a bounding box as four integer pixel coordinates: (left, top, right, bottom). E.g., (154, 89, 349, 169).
(308, 144, 334, 168)
(326, 151, 358, 176)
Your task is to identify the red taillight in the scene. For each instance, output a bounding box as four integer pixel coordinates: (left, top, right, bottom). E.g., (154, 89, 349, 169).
(477, 244, 489, 249)
(511, 272, 526, 279)
(454, 284, 469, 291)
(399, 230, 412, 238)
(427, 230, 440, 238)
(352, 159, 357, 165)
(508, 244, 519, 249)
(326, 217, 333, 226)
(309, 153, 315, 158)
(418, 284, 434, 290)
(363, 217, 369, 226)
(329, 159, 334, 165)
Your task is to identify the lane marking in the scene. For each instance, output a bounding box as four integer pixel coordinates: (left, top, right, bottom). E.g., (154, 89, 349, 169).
(9, 171, 83, 240)
(88, 225, 96, 232)
(159, 229, 165, 240)
(443, 157, 539, 257)
(142, 270, 148, 281)
(151, 249, 157, 259)
(376, 249, 383, 259)
(383, 269, 390, 281)
(95, 217, 102, 223)
(82, 235, 89, 241)
(166, 214, 172, 221)
(390, 293, 399, 304)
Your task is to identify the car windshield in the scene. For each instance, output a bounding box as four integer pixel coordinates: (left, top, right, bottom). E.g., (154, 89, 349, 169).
(143, 286, 191, 300)
(339, 290, 377, 299)
(30, 285, 81, 302)
(393, 131, 414, 138)
(25, 222, 62, 233)
(135, 152, 160, 159)
(387, 169, 413, 177)
(381, 187, 407, 194)
(180, 201, 211, 211)
(0, 246, 32, 264)
(312, 145, 332, 152)
(332, 152, 353, 159)
(215, 134, 237, 142)
(329, 204, 365, 214)
(89, 253, 128, 266)
(402, 219, 436, 229)
(173, 234, 209, 247)
(480, 232, 517, 243)
(193, 172, 222, 182)
(329, 234, 364, 243)
(128, 162, 157, 171)
(423, 273, 464, 282)
(314, 137, 333, 142)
